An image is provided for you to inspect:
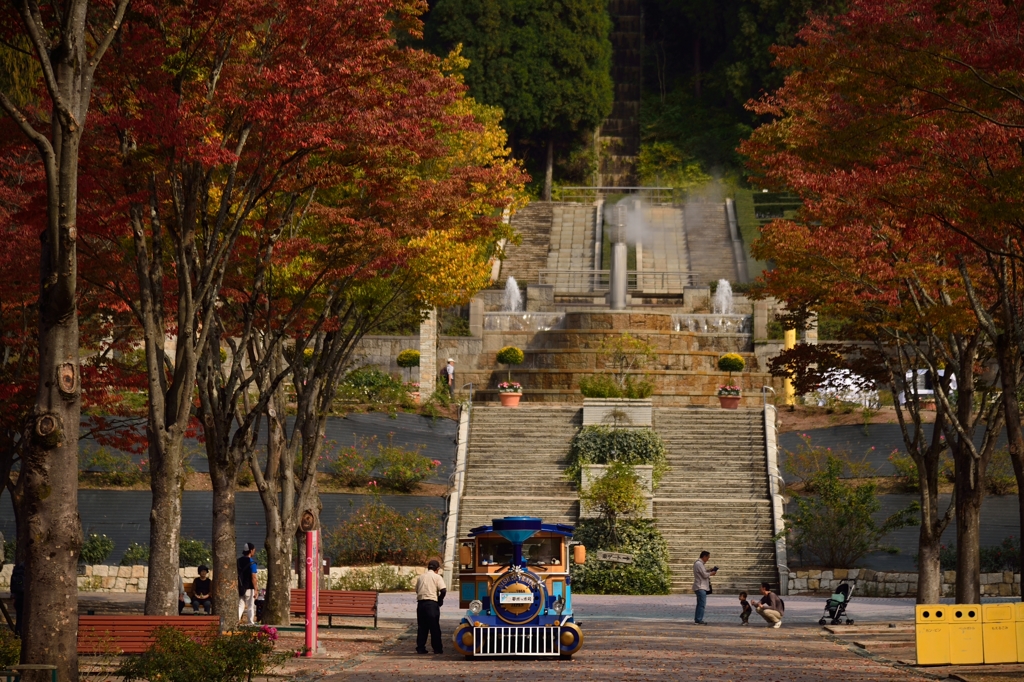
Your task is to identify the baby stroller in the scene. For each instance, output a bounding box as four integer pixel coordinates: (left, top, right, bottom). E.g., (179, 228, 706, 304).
(818, 580, 855, 626)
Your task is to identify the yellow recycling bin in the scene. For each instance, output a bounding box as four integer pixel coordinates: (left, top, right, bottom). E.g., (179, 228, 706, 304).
(915, 604, 950, 665)
(949, 604, 983, 665)
(981, 603, 1017, 664)
(1015, 602, 1024, 663)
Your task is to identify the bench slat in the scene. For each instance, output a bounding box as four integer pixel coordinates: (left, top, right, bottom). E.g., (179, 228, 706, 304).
(78, 616, 221, 654)
(288, 589, 377, 627)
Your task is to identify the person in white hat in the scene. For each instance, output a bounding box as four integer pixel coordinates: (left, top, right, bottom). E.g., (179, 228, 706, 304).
(444, 358, 455, 399)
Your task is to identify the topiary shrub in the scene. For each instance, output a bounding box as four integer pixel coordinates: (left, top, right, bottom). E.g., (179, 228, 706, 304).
(396, 349, 420, 383)
(81, 532, 115, 565)
(570, 518, 671, 595)
(496, 345, 525, 382)
(717, 353, 745, 380)
(566, 426, 668, 485)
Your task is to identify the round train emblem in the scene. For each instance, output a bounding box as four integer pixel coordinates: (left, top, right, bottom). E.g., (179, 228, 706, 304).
(490, 566, 544, 625)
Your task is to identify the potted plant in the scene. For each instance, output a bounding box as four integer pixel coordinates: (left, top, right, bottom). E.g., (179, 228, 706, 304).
(496, 345, 525, 405)
(717, 353, 745, 409)
(396, 349, 420, 384)
(498, 381, 523, 407)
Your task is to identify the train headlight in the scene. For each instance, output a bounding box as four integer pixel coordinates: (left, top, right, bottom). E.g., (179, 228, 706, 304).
(552, 598, 565, 615)
(469, 600, 483, 615)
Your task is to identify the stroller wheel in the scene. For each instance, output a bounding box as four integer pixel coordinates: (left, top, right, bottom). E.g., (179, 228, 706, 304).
(846, 619, 854, 625)
(830, 618, 841, 625)
(818, 618, 827, 626)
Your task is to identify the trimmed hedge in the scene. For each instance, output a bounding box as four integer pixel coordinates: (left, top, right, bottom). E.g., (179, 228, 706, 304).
(570, 519, 671, 595)
(566, 426, 668, 485)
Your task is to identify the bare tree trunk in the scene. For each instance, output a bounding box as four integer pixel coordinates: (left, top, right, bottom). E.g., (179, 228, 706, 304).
(210, 460, 240, 629)
(995, 334, 1024, 597)
(260, 385, 294, 625)
(145, 433, 185, 615)
(544, 136, 554, 202)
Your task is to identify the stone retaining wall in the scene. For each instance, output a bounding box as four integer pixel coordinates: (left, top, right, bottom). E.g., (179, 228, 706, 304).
(787, 568, 1022, 597)
(0, 564, 431, 593)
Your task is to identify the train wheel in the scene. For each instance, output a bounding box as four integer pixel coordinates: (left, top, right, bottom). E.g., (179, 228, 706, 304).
(560, 653, 573, 660)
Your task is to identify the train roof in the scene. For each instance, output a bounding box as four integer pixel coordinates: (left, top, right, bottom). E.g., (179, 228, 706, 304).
(468, 522, 575, 538)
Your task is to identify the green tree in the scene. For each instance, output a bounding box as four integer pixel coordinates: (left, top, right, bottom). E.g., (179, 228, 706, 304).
(580, 461, 647, 544)
(429, 0, 613, 198)
(780, 457, 918, 568)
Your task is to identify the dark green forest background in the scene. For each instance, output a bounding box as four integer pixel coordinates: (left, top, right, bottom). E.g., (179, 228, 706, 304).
(422, 0, 842, 195)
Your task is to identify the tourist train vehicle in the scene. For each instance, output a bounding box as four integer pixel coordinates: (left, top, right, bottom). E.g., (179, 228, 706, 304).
(453, 516, 585, 659)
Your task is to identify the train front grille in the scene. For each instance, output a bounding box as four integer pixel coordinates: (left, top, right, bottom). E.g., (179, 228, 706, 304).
(472, 626, 561, 656)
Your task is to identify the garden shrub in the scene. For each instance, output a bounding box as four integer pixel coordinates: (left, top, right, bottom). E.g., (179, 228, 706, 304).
(327, 444, 374, 487)
(0, 627, 19, 668)
(2, 537, 14, 565)
(888, 450, 919, 492)
(396, 349, 420, 368)
(579, 374, 621, 398)
(80, 447, 148, 487)
(781, 434, 876, 490)
(81, 532, 115, 565)
(933, 537, 1021, 572)
(338, 366, 414, 412)
(566, 426, 668, 485)
(570, 518, 671, 595)
(579, 461, 646, 543)
(781, 456, 918, 567)
(121, 542, 150, 566)
(331, 564, 415, 592)
(374, 445, 440, 492)
(325, 501, 440, 566)
(180, 538, 213, 568)
(118, 625, 283, 682)
(986, 449, 1017, 495)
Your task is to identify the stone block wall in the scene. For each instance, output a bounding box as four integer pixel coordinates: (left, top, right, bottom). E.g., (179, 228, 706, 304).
(786, 568, 1022, 598)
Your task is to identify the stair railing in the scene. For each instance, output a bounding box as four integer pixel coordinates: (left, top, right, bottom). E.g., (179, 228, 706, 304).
(761, 385, 776, 408)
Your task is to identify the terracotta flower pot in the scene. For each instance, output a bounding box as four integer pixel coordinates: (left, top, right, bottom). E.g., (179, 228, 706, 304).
(499, 392, 522, 407)
(718, 395, 740, 409)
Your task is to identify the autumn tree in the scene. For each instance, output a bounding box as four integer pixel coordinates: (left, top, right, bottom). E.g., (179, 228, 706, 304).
(0, 1, 128, 678)
(742, 0, 1024, 602)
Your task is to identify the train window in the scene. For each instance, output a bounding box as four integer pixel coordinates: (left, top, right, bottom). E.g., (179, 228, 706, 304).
(476, 537, 513, 566)
(524, 538, 561, 566)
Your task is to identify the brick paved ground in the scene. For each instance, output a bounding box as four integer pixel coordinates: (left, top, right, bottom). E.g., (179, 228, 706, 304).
(314, 594, 932, 682)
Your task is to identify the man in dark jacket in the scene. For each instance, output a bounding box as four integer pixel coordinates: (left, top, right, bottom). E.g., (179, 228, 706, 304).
(237, 543, 258, 625)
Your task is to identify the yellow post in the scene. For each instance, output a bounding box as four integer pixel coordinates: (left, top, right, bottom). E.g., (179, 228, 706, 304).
(783, 328, 796, 405)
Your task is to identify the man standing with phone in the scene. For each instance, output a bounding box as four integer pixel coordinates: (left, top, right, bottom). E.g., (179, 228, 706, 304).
(692, 550, 718, 625)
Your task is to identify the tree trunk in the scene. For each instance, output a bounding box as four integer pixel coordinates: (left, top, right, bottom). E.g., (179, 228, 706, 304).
(543, 136, 554, 202)
(951, 352, 986, 604)
(995, 334, 1024, 598)
(210, 461, 240, 629)
(23, 188, 83, 681)
(261, 397, 294, 625)
(144, 432, 184, 615)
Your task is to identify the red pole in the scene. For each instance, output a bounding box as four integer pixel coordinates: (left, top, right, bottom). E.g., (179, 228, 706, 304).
(304, 530, 319, 656)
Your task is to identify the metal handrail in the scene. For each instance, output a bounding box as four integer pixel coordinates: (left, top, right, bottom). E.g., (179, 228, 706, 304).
(761, 385, 776, 408)
(553, 186, 680, 205)
(537, 269, 700, 293)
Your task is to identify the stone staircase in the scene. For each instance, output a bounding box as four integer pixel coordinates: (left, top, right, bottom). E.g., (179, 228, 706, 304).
(457, 406, 581, 535)
(500, 202, 560, 286)
(682, 202, 739, 285)
(652, 407, 778, 593)
(453, 404, 777, 595)
(546, 204, 596, 290)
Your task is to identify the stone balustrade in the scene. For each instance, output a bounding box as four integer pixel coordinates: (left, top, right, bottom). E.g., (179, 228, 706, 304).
(787, 568, 1022, 597)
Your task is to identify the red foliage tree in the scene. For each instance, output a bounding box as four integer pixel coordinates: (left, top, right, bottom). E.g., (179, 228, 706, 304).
(742, 0, 1024, 601)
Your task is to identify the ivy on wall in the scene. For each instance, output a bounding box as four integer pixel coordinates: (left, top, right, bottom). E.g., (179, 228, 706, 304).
(565, 426, 668, 485)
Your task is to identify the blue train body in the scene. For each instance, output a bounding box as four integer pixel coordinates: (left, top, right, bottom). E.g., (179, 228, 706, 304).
(453, 516, 584, 658)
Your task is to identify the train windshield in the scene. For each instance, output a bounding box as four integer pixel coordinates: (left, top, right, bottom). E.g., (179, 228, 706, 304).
(524, 538, 561, 566)
(477, 537, 513, 565)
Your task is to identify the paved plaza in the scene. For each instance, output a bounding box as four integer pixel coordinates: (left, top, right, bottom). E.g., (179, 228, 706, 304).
(319, 594, 935, 681)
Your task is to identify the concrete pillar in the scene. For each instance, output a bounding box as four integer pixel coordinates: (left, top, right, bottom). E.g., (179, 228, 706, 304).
(469, 297, 484, 337)
(418, 308, 437, 394)
(609, 242, 628, 310)
(754, 300, 769, 340)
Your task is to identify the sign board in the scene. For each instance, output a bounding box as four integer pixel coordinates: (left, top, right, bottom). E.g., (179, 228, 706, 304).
(595, 551, 634, 564)
(500, 593, 535, 605)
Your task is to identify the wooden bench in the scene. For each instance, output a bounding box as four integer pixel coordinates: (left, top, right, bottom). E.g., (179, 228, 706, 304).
(77, 615, 221, 655)
(289, 589, 377, 628)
